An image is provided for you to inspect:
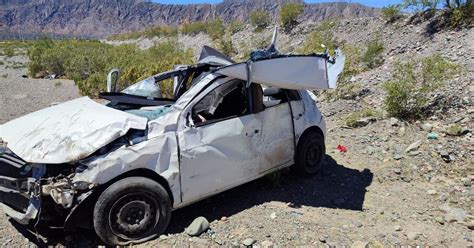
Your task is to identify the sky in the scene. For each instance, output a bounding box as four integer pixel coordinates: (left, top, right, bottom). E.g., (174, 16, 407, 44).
(152, 0, 404, 8)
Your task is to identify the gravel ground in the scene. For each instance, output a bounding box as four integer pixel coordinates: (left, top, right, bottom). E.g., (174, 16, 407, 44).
(0, 54, 80, 125)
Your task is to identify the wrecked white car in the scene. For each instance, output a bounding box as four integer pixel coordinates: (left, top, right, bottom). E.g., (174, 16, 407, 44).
(0, 40, 344, 245)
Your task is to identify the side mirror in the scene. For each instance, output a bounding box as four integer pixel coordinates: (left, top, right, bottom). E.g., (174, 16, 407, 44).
(106, 69, 120, 93)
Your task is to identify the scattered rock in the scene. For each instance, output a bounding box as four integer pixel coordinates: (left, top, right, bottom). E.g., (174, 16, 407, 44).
(351, 241, 369, 248)
(390, 118, 400, 126)
(406, 231, 420, 240)
(270, 212, 277, 219)
(393, 154, 403, 160)
(435, 216, 445, 224)
(393, 225, 402, 231)
(427, 189, 437, 195)
(446, 124, 464, 136)
(190, 237, 209, 245)
(445, 208, 467, 223)
(439, 150, 452, 163)
(427, 132, 438, 140)
(466, 221, 474, 230)
(439, 193, 449, 201)
(461, 178, 471, 187)
(319, 235, 328, 243)
(242, 238, 256, 246)
(185, 217, 210, 237)
(261, 240, 274, 248)
(421, 123, 433, 132)
(405, 140, 422, 153)
(354, 117, 377, 127)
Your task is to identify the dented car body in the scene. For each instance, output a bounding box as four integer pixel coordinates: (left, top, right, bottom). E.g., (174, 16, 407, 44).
(0, 43, 344, 245)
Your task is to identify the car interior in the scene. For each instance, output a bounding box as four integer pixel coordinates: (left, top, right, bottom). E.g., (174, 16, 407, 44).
(191, 79, 301, 126)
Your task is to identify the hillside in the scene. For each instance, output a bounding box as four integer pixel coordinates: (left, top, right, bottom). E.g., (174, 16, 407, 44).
(0, 0, 379, 38)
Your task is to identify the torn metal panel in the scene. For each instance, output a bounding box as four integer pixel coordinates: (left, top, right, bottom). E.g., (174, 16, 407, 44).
(0, 163, 45, 224)
(0, 199, 39, 224)
(73, 133, 181, 207)
(0, 97, 148, 164)
(216, 56, 328, 90)
(198, 45, 235, 65)
(327, 50, 346, 88)
(216, 50, 345, 90)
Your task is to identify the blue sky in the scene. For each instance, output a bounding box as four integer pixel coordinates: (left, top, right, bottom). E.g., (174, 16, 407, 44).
(152, 1, 403, 8)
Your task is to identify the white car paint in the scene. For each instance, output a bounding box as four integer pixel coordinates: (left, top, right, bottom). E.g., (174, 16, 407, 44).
(217, 49, 345, 89)
(0, 59, 333, 224)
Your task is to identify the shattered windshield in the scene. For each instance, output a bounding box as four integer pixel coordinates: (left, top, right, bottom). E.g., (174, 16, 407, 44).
(122, 77, 162, 98)
(121, 67, 205, 100)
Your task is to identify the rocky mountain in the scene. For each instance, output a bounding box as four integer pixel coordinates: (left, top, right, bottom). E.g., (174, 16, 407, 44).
(0, 0, 380, 38)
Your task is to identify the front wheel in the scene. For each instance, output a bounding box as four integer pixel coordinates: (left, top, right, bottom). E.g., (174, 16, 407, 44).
(294, 131, 325, 175)
(93, 177, 171, 245)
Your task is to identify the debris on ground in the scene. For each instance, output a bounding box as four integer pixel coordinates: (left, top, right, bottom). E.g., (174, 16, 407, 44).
(185, 217, 210, 237)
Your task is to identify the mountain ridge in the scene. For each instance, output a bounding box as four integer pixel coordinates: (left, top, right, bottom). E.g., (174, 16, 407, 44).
(0, 0, 380, 38)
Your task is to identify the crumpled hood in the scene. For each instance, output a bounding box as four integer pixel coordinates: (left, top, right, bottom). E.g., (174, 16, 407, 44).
(0, 97, 148, 164)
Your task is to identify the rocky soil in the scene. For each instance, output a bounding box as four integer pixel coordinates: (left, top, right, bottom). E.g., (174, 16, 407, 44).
(0, 14, 472, 247)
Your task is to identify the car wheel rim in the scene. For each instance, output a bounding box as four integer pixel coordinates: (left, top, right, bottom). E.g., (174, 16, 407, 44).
(109, 191, 160, 240)
(305, 141, 321, 169)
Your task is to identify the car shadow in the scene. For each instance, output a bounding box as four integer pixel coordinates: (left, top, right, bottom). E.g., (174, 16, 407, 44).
(165, 155, 373, 234)
(11, 155, 372, 247)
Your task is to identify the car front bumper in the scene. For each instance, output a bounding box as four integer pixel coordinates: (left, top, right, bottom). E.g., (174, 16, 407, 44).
(0, 148, 43, 224)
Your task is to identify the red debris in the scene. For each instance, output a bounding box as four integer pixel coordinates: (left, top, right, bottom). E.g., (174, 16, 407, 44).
(336, 145, 348, 153)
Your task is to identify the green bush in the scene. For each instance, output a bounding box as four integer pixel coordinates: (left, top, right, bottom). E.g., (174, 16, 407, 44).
(446, 0, 474, 27)
(362, 39, 385, 69)
(180, 19, 225, 40)
(250, 10, 271, 32)
(227, 20, 244, 34)
(4, 46, 14, 57)
(299, 30, 336, 54)
(343, 108, 379, 128)
(206, 18, 225, 41)
(326, 81, 361, 101)
(404, 0, 439, 11)
(181, 21, 208, 35)
(280, 3, 304, 30)
(218, 35, 237, 57)
(27, 38, 193, 96)
(382, 5, 402, 23)
(383, 55, 460, 119)
(339, 43, 364, 80)
(109, 26, 178, 40)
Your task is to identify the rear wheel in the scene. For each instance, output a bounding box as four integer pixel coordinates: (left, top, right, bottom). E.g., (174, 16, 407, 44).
(294, 131, 325, 175)
(93, 177, 171, 245)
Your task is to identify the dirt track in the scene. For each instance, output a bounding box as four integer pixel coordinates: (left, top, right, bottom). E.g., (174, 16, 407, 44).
(0, 53, 472, 247)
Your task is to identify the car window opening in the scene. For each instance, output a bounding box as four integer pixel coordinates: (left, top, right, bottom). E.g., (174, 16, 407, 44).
(192, 80, 248, 125)
(262, 87, 300, 108)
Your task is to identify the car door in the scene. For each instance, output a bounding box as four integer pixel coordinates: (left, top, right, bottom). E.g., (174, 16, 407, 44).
(259, 89, 301, 173)
(178, 79, 263, 204)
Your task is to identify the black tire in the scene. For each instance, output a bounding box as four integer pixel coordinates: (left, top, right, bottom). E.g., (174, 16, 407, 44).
(294, 131, 326, 175)
(93, 177, 171, 245)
